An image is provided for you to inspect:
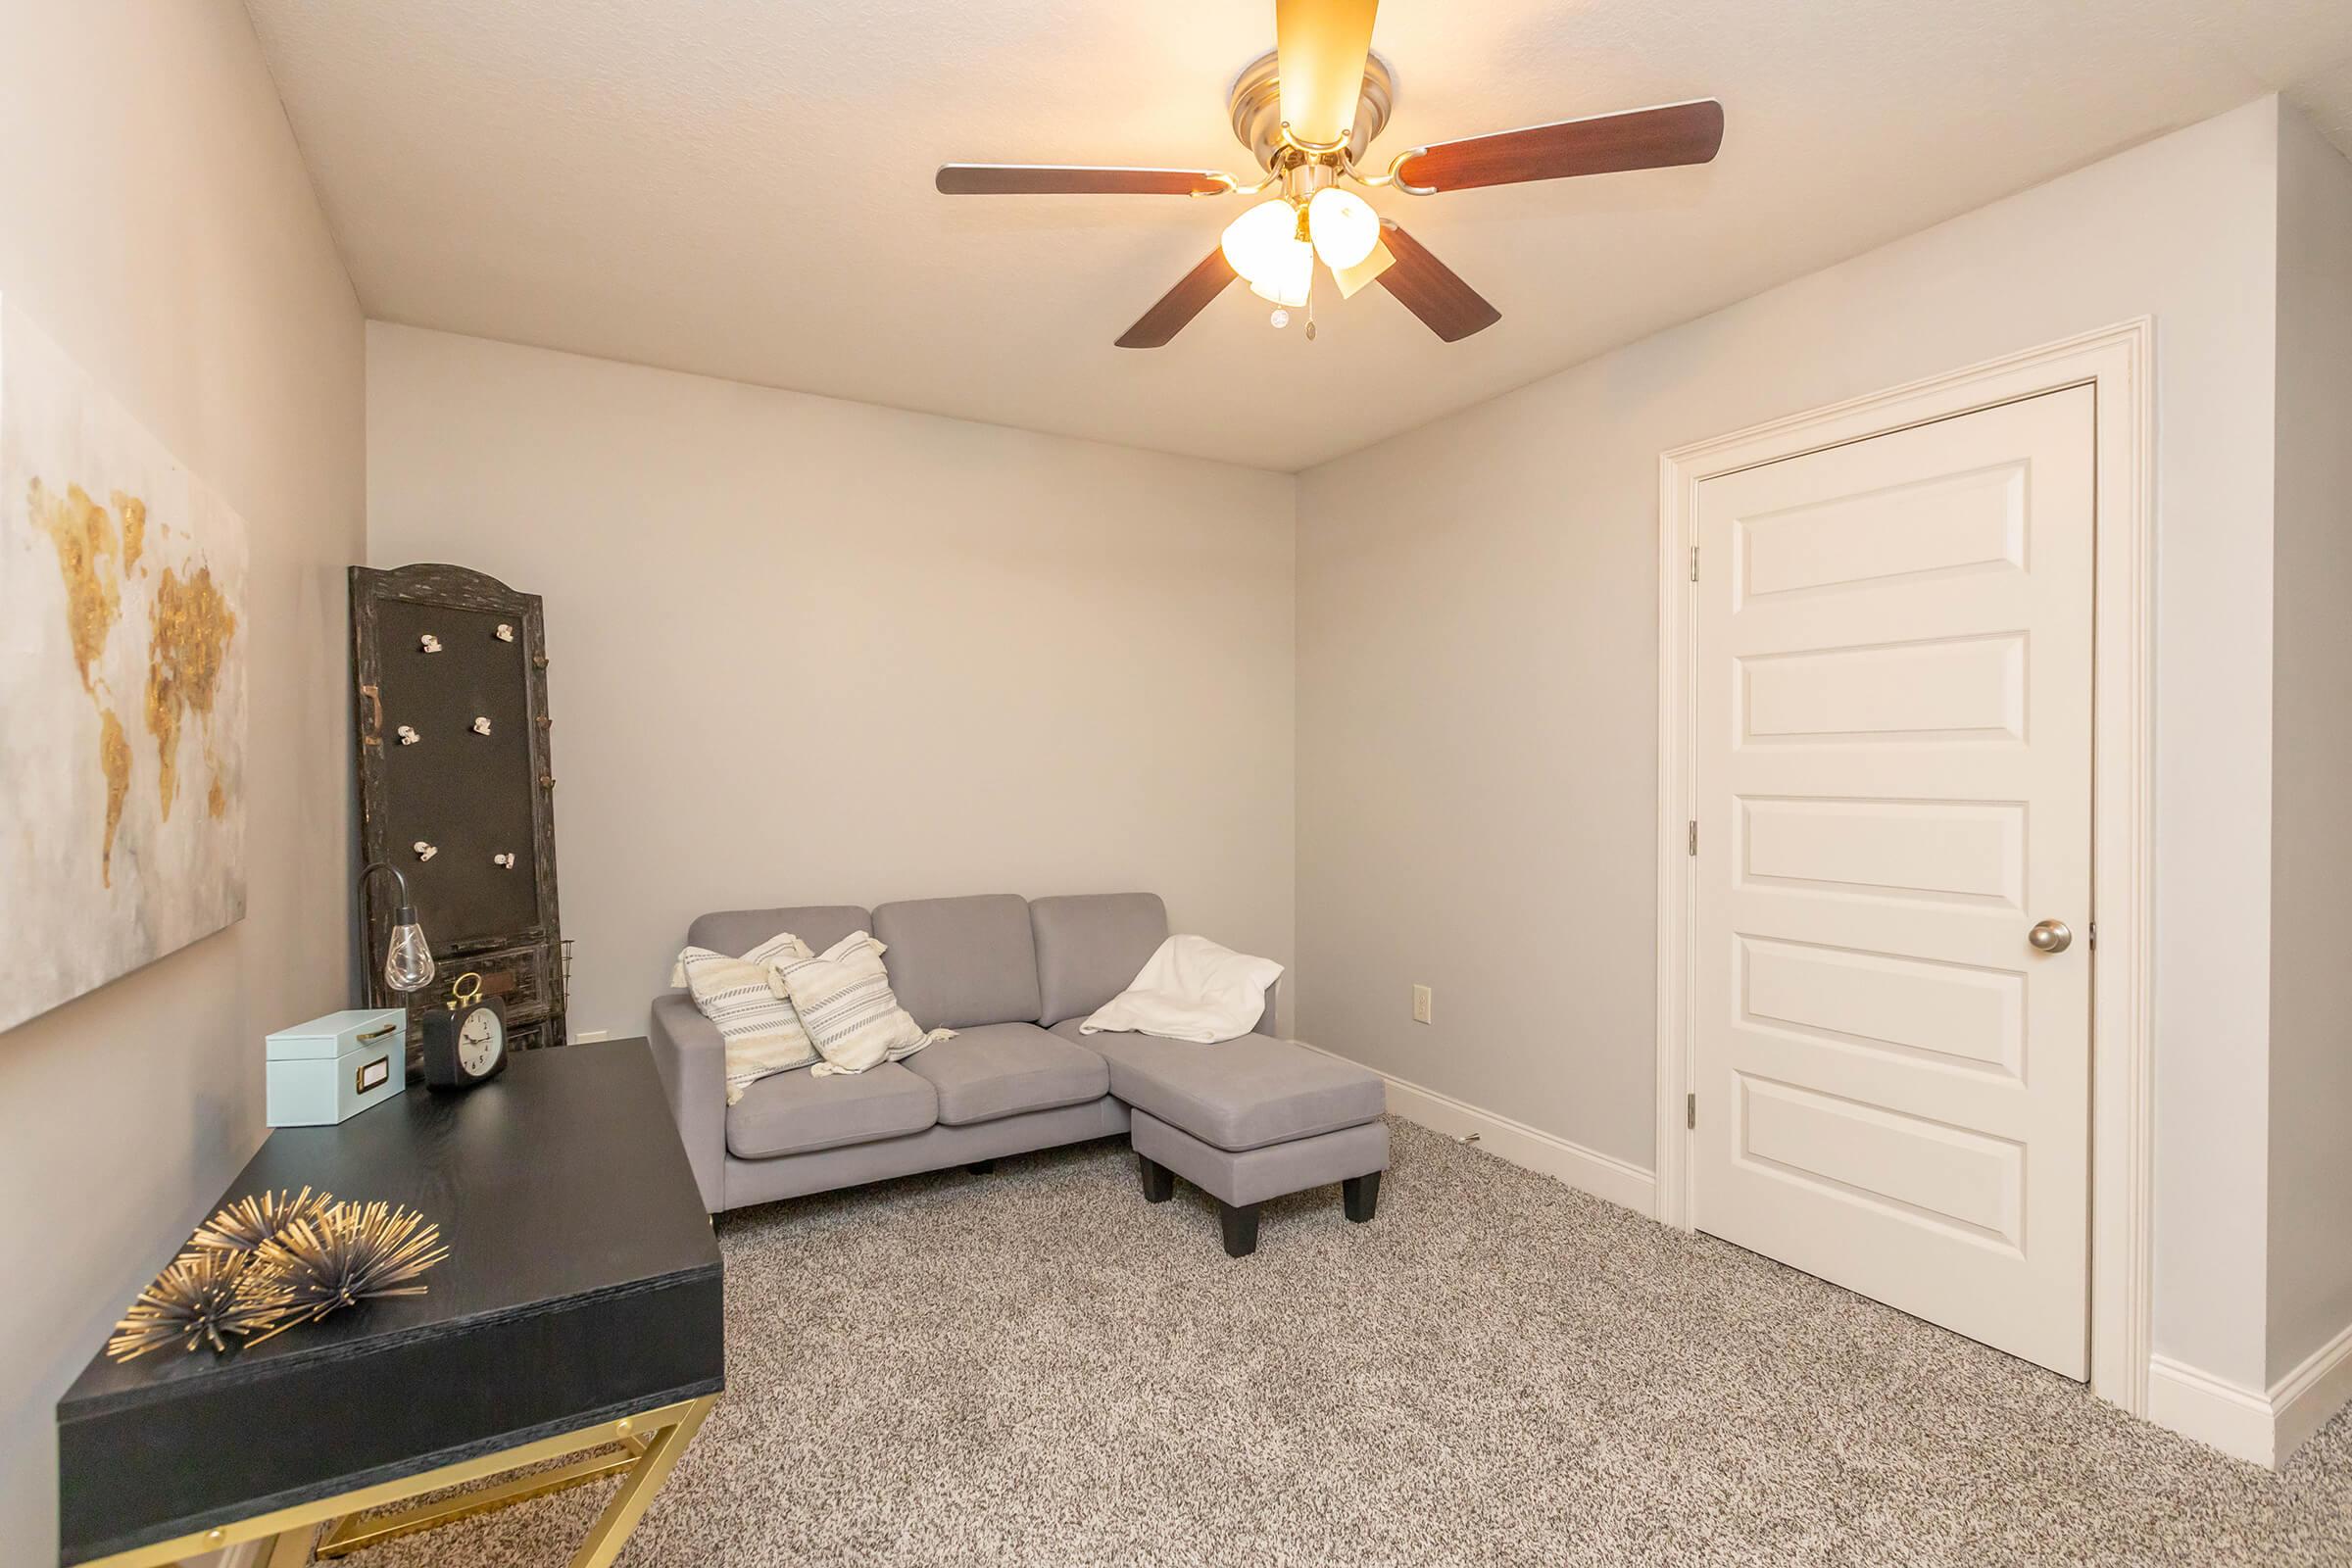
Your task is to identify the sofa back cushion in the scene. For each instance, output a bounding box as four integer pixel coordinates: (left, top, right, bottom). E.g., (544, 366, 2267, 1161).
(1029, 893, 1169, 1027)
(871, 895, 1042, 1030)
(688, 905, 870, 961)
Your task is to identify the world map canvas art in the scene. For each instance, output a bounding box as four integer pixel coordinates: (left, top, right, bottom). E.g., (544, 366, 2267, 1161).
(0, 298, 249, 1033)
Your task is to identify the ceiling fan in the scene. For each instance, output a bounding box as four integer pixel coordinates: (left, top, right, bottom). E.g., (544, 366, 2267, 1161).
(936, 0, 1724, 348)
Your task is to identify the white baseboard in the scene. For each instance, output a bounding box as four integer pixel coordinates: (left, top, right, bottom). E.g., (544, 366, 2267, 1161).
(2147, 1355, 2277, 1465)
(2147, 1320, 2352, 1467)
(1290, 1040, 1657, 1218)
(2272, 1318, 2352, 1461)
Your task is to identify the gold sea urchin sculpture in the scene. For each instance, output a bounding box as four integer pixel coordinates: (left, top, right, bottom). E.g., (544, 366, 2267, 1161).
(107, 1250, 295, 1362)
(106, 1195, 447, 1363)
(254, 1200, 450, 1328)
(189, 1185, 333, 1256)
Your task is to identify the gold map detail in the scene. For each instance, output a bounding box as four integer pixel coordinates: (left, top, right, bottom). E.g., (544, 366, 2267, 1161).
(115, 490, 147, 576)
(97, 710, 131, 887)
(28, 475, 237, 884)
(145, 564, 237, 821)
(28, 479, 122, 693)
(31, 478, 130, 885)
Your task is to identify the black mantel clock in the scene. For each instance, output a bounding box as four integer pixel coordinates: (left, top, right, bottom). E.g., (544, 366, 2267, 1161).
(351, 563, 564, 1064)
(420, 971, 509, 1089)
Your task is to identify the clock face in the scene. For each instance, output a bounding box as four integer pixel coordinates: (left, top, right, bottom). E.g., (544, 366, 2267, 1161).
(457, 1005, 505, 1078)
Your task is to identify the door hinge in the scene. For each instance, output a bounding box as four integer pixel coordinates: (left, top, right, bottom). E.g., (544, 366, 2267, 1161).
(1687, 1093, 1697, 1130)
(1689, 545, 1700, 582)
(2088, 921, 2098, 950)
(1688, 819, 1698, 857)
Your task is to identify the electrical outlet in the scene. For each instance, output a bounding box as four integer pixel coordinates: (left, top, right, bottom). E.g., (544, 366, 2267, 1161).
(574, 1029, 611, 1044)
(1411, 985, 1432, 1025)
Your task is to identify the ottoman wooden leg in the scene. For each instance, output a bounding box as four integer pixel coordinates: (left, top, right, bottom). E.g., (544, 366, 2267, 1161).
(1139, 1153, 1175, 1203)
(1218, 1200, 1261, 1258)
(1343, 1171, 1382, 1223)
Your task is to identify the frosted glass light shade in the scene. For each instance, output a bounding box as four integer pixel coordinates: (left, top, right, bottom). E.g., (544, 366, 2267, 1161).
(1332, 239, 1395, 299)
(1307, 187, 1381, 270)
(383, 921, 436, 993)
(1220, 199, 1300, 286)
(1246, 238, 1315, 308)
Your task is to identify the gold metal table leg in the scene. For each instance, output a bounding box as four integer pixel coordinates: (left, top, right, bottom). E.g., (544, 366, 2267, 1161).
(568, 1396, 713, 1568)
(81, 1396, 718, 1568)
(312, 1436, 653, 1558)
(264, 1525, 319, 1567)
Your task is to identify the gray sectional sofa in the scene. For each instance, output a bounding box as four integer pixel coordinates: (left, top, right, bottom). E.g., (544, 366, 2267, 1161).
(647, 892, 1388, 1255)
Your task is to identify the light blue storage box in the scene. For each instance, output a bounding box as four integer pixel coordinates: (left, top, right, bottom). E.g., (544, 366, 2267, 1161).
(266, 1008, 408, 1126)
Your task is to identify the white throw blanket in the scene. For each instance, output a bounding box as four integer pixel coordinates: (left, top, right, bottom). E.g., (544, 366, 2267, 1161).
(1081, 935, 1282, 1044)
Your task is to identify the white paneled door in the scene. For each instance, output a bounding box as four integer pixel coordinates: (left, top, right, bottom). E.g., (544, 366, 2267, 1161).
(1690, 386, 2095, 1378)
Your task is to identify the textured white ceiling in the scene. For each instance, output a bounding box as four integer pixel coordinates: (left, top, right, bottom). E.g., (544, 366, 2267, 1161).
(245, 0, 2352, 471)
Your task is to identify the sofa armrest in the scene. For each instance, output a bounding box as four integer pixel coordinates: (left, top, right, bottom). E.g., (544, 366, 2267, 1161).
(648, 993, 726, 1212)
(1258, 973, 1285, 1038)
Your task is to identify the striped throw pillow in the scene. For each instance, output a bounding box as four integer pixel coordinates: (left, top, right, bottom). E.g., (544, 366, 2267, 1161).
(773, 931, 952, 1076)
(672, 930, 817, 1102)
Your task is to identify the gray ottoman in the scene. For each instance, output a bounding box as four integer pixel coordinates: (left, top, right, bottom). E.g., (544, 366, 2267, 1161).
(1132, 1109, 1388, 1255)
(1052, 1022, 1390, 1256)
(1030, 893, 1390, 1257)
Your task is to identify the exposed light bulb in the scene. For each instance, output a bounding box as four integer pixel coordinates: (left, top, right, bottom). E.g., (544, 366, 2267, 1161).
(1307, 187, 1381, 270)
(383, 919, 435, 993)
(361, 860, 436, 995)
(1220, 199, 1300, 286)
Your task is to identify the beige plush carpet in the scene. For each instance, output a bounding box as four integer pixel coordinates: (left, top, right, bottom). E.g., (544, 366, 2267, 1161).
(338, 1119, 2352, 1567)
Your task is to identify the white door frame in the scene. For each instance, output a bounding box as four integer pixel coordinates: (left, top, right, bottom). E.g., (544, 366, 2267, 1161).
(1653, 319, 2155, 1413)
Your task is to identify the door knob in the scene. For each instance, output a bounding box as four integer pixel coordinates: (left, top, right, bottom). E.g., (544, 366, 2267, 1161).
(2029, 919, 2073, 954)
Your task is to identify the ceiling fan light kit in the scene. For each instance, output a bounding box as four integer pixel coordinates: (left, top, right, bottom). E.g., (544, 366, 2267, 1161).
(1222, 197, 1313, 305)
(1306, 187, 1381, 270)
(938, 1, 1724, 349)
(1331, 238, 1396, 301)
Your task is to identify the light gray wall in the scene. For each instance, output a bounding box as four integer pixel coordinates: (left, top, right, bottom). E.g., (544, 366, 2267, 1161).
(0, 2, 367, 1555)
(365, 324, 1298, 1040)
(1296, 100, 2285, 1388)
(2267, 106, 2352, 1388)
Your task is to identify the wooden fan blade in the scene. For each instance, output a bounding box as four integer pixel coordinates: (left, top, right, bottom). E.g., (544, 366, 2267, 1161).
(1116, 248, 1239, 349)
(936, 164, 1231, 196)
(1396, 99, 1724, 192)
(1374, 220, 1499, 342)
(1275, 0, 1380, 148)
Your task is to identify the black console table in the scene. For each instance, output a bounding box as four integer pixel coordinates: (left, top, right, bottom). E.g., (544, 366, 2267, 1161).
(56, 1039, 722, 1567)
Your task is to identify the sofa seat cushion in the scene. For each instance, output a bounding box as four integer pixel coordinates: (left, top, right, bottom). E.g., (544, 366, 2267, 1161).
(905, 1022, 1109, 1126)
(725, 1061, 936, 1160)
(1048, 1019, 1384, 1152)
